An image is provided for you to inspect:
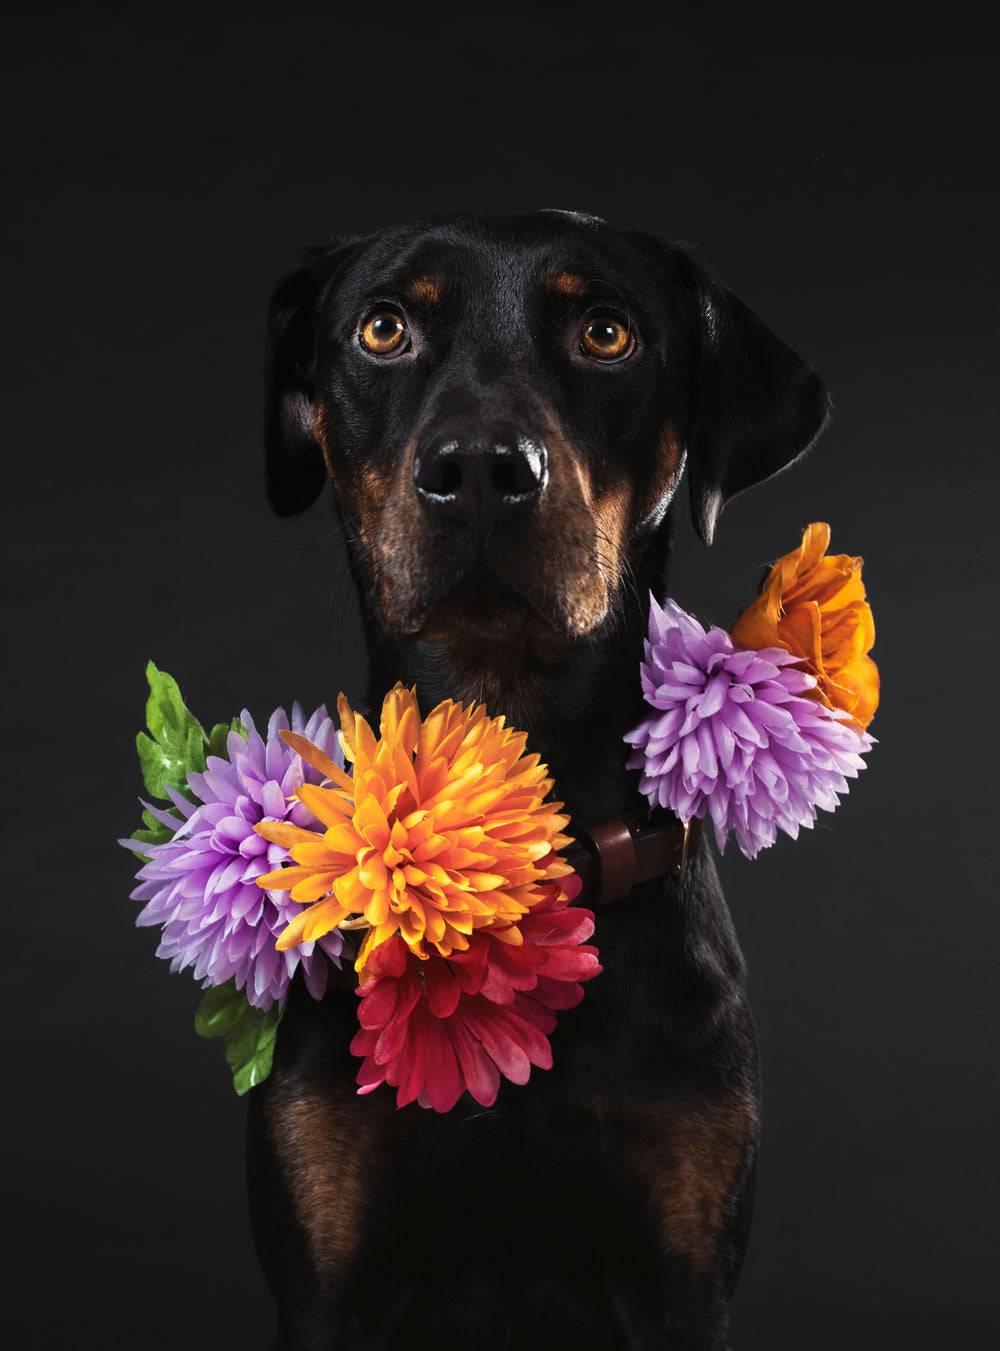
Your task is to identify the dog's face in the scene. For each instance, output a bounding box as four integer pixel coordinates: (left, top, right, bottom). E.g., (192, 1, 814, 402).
(265, 211, 829, 698)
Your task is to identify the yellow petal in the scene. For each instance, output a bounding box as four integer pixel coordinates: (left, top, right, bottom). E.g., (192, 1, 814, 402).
(279, 730, 354, 793)
(730, 568, 783, 651)
(796, 521, 831, 572)
(336, 693, 359, 762)
(779, 601, 823, 670)
(292, 839, 350, 869)
(333, 866, 372, 912)
(354, 923, 382, 976)
(488, 924, 524, 946)
(253, 820, 323, 849)
(296, 782, 353, 829)
(288, 870, 344, 906)
(358, 852, 389, 891)
(319, 822, 365, 856)
(275, 895, 349, 950)
(355, 794, 391, 851)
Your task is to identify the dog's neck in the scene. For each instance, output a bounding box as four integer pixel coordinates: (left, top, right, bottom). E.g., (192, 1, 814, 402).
(363, 522, 674, 835)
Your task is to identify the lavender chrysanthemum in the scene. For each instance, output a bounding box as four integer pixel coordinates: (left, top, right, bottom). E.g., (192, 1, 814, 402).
(625, 597, 873, 859)
(123, 704, 345, 1008)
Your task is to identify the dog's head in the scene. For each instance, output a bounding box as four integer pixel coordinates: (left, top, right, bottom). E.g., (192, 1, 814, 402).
(264, 211, 828, 685)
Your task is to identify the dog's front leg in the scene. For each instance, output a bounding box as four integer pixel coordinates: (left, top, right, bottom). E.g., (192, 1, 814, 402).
(246, 983, 417, 1351)
(605, 1088, 759, 1351)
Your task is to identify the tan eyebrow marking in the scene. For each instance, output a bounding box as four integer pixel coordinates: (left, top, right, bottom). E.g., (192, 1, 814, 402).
(402, 275, 443, 304)
(543, 270, 587, 298)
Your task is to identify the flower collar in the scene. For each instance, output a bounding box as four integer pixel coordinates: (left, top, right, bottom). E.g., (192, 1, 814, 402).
(122, 522, 877, 1108)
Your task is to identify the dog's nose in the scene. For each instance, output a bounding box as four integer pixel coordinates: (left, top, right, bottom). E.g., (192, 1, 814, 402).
(413, 431, 548, 524)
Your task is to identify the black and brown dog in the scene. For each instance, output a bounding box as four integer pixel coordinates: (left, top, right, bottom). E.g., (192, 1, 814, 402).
(249, 210, 829, 1350)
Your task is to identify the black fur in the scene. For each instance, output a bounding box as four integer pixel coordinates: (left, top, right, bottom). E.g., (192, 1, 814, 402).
(249, 211, 829, 1350)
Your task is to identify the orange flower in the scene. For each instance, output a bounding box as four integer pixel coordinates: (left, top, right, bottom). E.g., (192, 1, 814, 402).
(254, 684, 573, 974)
(730, 522, 879, 729)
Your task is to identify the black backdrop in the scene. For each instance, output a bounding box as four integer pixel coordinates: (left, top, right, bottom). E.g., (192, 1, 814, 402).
(5, 5, 997, 1348)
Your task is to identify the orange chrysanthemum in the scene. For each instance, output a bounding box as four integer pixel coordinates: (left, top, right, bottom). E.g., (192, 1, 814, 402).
(730, 522, 879, 730)
(254, 684, 573, 974)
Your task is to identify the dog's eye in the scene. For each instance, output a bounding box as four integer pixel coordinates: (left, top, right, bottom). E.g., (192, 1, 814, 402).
(580, 316, 633, 362)
(360, 310, 410, 356)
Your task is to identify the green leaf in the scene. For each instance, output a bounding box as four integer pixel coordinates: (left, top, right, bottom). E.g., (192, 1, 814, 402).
(227, 1008, 282, 1095)
(207, 717, 246, 761)
(194, 981, 248, 1038)
(129, 665, 243, 848)
(138, 661, 211, 801)
(195, 979, 283, 1095)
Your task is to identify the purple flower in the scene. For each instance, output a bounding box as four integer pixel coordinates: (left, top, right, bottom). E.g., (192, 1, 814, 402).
(123, 704, 345, 1008)
(625, 597, 873, 859)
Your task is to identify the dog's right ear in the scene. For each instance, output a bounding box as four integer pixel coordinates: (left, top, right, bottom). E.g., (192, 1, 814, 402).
(672, 246, 831, 546)
(264, 241, 357, 515)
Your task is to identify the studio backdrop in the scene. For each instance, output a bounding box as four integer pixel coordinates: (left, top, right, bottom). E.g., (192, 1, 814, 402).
(4, 5, 996, 1349)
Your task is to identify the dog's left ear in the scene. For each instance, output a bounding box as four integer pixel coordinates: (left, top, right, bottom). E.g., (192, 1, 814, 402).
(264, 239, 357, 516)
(675, 248, 831, 544)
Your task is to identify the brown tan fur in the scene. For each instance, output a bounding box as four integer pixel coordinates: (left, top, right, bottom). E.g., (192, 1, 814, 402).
(263, 1073, 376, 1281)
(626, 1088, 758, 1277)
(402, 274, 444, 306)
(543, 269, 588, 298)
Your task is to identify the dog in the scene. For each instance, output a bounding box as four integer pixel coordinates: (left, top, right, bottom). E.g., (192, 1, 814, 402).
(248, 210, 830, 1350)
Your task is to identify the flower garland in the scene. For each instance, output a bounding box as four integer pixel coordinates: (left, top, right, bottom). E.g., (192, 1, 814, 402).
(123, 522, 876, 1106)
(123, 668, 600, 1104)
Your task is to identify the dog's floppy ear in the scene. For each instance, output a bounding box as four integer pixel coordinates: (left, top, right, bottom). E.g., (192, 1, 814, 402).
(264, 240, 357, 515)
(676, 248, 831, 545)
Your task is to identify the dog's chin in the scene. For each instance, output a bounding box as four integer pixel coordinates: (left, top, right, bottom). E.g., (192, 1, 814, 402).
(383, 569, 573, 647)
(392, 578, 577, 726)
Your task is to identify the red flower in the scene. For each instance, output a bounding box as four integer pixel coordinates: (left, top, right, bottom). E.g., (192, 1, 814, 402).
(350, 876, 601, 1111)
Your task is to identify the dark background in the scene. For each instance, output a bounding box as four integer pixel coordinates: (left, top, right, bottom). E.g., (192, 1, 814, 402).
(5, 4, 997, 1347)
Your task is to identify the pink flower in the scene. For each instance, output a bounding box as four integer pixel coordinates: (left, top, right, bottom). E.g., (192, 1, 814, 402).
(350, 877, 600, 1111)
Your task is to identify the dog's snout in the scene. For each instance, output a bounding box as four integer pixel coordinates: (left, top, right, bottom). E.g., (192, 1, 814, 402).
(413, 431, 548, 525)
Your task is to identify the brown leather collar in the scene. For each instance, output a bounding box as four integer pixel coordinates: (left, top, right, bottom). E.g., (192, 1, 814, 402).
(565, 813, 701, 910)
